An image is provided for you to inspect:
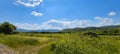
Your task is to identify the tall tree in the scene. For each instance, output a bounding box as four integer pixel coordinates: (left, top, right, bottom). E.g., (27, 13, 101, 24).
(0, 22, 16, 34)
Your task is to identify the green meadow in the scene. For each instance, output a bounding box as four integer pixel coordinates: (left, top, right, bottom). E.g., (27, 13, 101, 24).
(0, 33, 120, 54)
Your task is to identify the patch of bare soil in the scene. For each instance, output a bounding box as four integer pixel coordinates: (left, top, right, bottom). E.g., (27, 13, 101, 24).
(0, 44, 16, 54)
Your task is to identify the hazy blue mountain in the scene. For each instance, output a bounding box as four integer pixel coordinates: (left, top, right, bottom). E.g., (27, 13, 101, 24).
(16, 29, 60, 32)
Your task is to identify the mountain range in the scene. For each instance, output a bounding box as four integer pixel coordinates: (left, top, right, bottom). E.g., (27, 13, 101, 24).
(62, 25, 120, 32)
(16, 29, 60, 32)
(16, 25, 120, 32)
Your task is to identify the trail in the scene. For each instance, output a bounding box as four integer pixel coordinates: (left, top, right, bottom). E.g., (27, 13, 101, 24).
(0, 43, 48, 54)
(24, 39, 53, 54)
(0, 44, 16, 54)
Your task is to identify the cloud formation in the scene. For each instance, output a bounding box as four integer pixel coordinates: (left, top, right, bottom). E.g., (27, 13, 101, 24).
(108, 11, 117, 16)
(16, 0, 43, 7)
(31, 11, 43, 16)
(15, 19, 91, 30)
(95, 16, 113, 26)
(43, 19, 91, 28)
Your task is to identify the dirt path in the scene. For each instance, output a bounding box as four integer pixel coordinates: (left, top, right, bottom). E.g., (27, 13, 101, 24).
(26, 44, 48, 54)
(0, 44, 48, 54)
(0, 44, 16, 54)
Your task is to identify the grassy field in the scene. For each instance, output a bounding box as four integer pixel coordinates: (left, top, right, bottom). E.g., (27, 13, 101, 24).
(0, 33, 120, 54)
(0, 33, 53, 54)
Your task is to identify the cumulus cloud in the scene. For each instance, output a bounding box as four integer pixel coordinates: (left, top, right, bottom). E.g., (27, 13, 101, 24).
(31, 11, 43, 16)
(16, 0, 43, 7)
(95, 16, 113, 26)
(43, 19, 91, 29)
(108, 11, 117, 16)
(15, 19, 91, 30)
(14, 17, 116, 30)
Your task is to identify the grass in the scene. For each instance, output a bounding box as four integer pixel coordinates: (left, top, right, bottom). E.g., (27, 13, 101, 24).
(0, 34, 50, 48)
(37, 42, 55, 54)
(51, 34, 120, 54)
(0, 33, 52, 54)
(0, 33, 120, 54)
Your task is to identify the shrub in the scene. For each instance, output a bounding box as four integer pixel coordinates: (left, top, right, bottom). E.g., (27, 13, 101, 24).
(83, 32, 98, 37)
(24, 39, 39, 46)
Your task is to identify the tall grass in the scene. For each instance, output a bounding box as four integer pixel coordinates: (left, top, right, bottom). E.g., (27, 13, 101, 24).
(0, 33, 53, 54)
(0, 34, 40, 49)
(0, 33, 120, 54)
(51, 34, 120, 54)
(0, 34, 52, 48)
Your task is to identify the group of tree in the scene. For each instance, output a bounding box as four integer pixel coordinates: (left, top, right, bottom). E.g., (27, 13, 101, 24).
(0, 22, 16, 34)
(96, 28, 120, 35)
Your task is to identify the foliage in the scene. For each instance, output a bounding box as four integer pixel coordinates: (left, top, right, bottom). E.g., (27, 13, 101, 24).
(0, 34, 47, 48)
(0, 25, 120, 54)
(0, 22, 16, 34)
(83, 32, 98, 37)
(51, 34, 120, 54)
(24, 38, 40, 46)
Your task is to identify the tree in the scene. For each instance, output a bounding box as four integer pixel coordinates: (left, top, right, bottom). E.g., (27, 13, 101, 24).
(83, 32, 98, 37)
(0, 22, 16, 34)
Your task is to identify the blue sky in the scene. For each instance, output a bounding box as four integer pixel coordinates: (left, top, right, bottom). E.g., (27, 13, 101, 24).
(0, 0, 120, 30)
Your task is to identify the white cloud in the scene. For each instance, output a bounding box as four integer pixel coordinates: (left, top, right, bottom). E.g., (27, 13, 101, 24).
(43, 19, 91, 29)
(115, 23, 120, 25)
(108, 11, 117, 16)
(31, 11, 43, 16)
(95, 16, 113, 26)
(16, 0, 43, 7)
(14, 17, 117, 30)
(15, 19, 91, 30)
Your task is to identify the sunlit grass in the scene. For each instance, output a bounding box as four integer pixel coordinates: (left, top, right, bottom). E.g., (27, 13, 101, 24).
(0, 33, 53, 54)
(0, 33, 120, 54)
(51, 34, 120, 54)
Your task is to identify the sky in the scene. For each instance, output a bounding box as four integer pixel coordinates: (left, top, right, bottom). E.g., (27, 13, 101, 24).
(0, 0, 120, 30)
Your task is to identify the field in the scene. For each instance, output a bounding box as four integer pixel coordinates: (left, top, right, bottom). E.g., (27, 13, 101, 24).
(0, 33, 120, 54)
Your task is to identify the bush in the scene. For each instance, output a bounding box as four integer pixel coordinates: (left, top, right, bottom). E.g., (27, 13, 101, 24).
(83, 32, 98, 37)
(24, 39, 39, 46)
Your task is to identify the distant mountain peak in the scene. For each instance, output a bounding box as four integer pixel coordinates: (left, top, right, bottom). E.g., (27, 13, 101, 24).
(16, 29, 60, 32)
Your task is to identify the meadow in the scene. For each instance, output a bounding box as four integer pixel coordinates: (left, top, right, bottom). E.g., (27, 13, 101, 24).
(0, 33, 120, 54)
(0, 33, 53, 54)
